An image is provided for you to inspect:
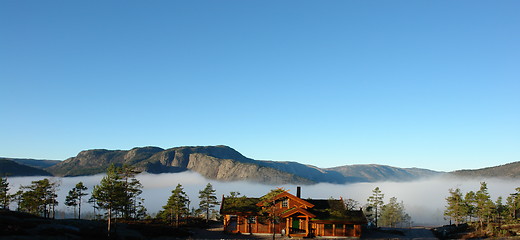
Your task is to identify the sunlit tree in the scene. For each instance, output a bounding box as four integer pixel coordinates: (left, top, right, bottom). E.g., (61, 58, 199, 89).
(367, 187, 384, 227)
(19, 178, 59, 218)
(465, 191, 476, 222)
(475, 182, 494, 230)
(161, 184, 190, 227)
(445, 188, 466, 225)
(495, 196, 508, 224)
(198, 183, 218, 222)
(380, 197, 408, 228)
(91, 164, 143, 236)
(506, 188, 520, 220)
(258, 188, 285, 240)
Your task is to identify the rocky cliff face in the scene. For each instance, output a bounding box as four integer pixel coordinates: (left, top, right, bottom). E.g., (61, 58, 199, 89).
(45, 145, 441, 184)
(45, 145, 313, 184)
(186, 153, 312, 184)
(7, 145, 520, 183)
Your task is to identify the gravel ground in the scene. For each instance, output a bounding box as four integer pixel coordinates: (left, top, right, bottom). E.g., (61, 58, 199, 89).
(361, 227, 438, 239)
(188, 223, 438, 240)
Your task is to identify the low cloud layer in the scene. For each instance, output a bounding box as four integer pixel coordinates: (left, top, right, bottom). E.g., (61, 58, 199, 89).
(7, 172, 520, 226)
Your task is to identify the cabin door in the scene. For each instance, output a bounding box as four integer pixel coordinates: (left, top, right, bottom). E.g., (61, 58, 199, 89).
(226, 216, 238, 232)
(292, 219, 300, 229)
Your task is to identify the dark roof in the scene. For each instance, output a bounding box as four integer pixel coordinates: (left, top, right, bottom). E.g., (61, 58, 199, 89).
(220, 197, 261, 215)
(280, 207, 316, 219)
(257, 191, 314, 208)
(306, 199, 368, 223)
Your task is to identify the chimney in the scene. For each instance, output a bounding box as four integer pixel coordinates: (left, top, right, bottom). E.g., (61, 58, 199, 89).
(296, 186, 301, 198)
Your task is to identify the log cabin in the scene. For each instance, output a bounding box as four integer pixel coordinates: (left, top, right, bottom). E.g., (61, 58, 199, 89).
(220, 187, 367, 238)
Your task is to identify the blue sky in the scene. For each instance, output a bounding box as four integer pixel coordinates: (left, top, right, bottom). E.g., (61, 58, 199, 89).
(1, 1, 519, 172)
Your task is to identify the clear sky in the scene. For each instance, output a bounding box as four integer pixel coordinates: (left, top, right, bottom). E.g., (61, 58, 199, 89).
(1, 1, 519, 172)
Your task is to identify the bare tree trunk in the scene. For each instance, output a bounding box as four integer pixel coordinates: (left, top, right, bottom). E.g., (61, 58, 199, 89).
(108, 208, 112, 238)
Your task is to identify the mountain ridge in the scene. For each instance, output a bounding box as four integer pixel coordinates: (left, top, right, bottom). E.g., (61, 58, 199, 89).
(2, 145, 517, 184)
(450, 161, 520, 179)
(0, 159, 53, 177)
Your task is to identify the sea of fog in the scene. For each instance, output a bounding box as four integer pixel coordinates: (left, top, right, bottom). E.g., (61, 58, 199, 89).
(7, 172, 520, 226)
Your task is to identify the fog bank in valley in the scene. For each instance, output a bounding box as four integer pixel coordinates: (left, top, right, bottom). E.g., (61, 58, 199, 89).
(7, 172, 520, 226)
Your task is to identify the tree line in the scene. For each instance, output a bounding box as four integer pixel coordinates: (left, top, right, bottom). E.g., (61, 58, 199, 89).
(1, 170, 414, 230)
(0, 164, 219, 235)
(11, 169, 519, 232)
(444, 182, 520, 230)
(363, 186, 412, 228)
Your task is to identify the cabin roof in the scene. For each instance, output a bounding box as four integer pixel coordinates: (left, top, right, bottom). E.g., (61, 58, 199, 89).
(280, 207, 317, 218)
(220, 197, 261, 215)
(256, 191, 314, 208)
(306, 199, 367, 223)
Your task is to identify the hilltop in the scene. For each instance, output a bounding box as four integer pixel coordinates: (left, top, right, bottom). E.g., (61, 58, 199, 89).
(3, 145, 518, 184)
(450, 161, 520, 179)
(3, 145, 439, 184)
(0, 159, 52, 177)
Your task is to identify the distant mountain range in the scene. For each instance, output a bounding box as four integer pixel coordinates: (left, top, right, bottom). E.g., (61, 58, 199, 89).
(450, 161, 520, 178)
(0, 159, 53, 176)
(1, 145, 518, 184)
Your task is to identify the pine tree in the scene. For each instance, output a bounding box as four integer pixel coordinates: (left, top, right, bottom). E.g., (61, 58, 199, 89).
(475, 182, 494, 230)
(161, 184, 190, 227)
(198, 183, 219, 222)
(380, 197, 407, 228)
(0, 176, 10, 209)
(495, 196, 508, 224)
(258, 188, 286, 240)
(445, 188, 466, 225)
(91, 164, 128, 236)
(75, 182, 88, 219)
(19, 178, 59, 218)
(465, 191, 476, 222)
(506, 188, 520, 220)
(119, 165, 143, 219)
(65, 182, 88, 219)
(65, 188, 79, 218)
(91, 164, 143, 230)
(367, 187, 384, 227)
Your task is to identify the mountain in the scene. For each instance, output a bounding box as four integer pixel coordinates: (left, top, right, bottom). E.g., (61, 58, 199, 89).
(327, 164, 441, 182)
(4, 158, 61, 169)
(44, 145, 440, 184)
(7, 146, 520, 183)
(450, 161, 520, 178)
(46, 146, 314, 184)
(0, 159, 53, 176)
(254, 160, 350, 183)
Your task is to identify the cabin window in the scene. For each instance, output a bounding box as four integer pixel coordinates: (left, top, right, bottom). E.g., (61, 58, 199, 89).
(324, 224, 333, 229)
(248, 216, 256, 224)
(282, 198, 288, 207)
(345, 224, 354, 229)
